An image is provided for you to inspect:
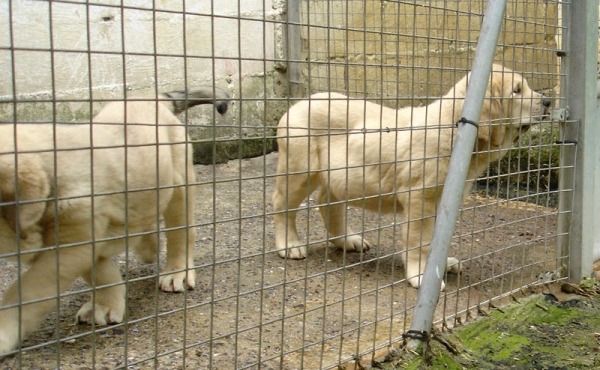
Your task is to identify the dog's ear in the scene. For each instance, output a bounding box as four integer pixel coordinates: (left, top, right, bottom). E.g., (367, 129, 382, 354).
(477, 123, 506, 149)
(481, 76, 503, 121)
(476, 75, 506, 149)
(0, 154, 50, 234)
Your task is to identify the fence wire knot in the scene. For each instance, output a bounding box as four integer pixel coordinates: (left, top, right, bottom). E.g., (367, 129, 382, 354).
(456, 117, 479, 129)
(402, 329, 429, 342)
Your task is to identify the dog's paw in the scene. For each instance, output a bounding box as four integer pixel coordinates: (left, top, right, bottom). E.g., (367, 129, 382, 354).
(0, 329, 19, 357)
(159, 269, 196, 293)
(407, 275, 423, 289)
(407, 275, 447, 291)
(406, 267, 450, 291)
(76, 301, 124, 326)
(331, 234, 373, 253)
(446, 257, 461, 274)
(0, 339, 16, 358)
(277, 245, 307, 259)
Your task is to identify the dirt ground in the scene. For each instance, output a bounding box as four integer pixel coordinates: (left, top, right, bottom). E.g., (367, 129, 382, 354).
(0, 152, 561, 369)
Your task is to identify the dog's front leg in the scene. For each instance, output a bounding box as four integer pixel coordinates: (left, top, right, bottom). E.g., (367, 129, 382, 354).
(0, 249, 86, 355)
(317, 189, 373, 253)
(401, 191, 462, 290)
(402, 213, 461, 290)
(77, 256, 126, 325)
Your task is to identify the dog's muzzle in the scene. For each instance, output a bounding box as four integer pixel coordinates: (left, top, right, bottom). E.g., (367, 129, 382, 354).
(542, 97, 552, 116)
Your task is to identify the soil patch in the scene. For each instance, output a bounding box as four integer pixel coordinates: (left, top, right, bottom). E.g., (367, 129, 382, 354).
(0, 153, 562, 369)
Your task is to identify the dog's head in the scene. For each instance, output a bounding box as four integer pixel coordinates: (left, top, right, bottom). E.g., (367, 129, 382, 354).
(477, 64, 552, 149)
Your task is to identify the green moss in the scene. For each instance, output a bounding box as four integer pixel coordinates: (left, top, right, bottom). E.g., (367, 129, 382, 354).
(427, 351, 468, 370)
(192, 136, 277, 165)
(391, 294, 600, 369)
(0, 99, 96, 122)
(461, 327, 529, 362)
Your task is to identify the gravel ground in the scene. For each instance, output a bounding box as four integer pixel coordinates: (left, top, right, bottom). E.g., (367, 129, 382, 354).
(0, 152, 560, 369)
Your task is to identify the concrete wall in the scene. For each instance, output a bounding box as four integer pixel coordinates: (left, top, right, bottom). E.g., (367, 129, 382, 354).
(301, 0, 559, 107)
(1, 0, 559, 163)
(0, 0, 288, 164)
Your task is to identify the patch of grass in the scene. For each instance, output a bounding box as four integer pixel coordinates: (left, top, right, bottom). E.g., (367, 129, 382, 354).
(389, 290, 600, 369)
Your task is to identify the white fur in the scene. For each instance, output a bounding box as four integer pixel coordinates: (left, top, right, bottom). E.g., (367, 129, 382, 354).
(0, 91, 218, 355)
(272, 64, 550, 290)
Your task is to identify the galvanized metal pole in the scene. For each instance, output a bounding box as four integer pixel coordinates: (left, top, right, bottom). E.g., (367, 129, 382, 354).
(557, 1, 598, 282)
(405, 0, 507, 350)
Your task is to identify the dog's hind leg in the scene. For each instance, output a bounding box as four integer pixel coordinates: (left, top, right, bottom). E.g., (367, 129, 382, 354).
(133, 232, 158, 264)
(160, 184, 197, 293)
(0, 247, 89, 355)
(272, 168, 319, 260)
(316, 188, 372, 254)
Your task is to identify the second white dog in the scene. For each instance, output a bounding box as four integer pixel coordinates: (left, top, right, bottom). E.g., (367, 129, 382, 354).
(272, 64, 551, 290)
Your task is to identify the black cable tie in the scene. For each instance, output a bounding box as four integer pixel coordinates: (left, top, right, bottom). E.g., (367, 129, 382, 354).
(402, 329, 429, 342)
(456, 117, 479, 128)
(555, 140, 578, 145)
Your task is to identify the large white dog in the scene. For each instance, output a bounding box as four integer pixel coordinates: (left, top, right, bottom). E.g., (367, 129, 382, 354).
(272, 64, 551, 290)
(0, 86, 228, 355)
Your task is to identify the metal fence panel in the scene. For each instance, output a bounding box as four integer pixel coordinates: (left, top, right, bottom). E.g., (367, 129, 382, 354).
(0, 1, 588, 369)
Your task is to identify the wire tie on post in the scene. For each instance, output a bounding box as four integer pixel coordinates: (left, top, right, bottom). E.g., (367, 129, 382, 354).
(402, 329, 429, 342)
(555, 140, 578, 145)
(456, 117, 479, 128)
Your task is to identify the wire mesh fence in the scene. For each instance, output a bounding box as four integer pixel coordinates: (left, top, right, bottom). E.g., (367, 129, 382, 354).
(0, 0, 585, 369)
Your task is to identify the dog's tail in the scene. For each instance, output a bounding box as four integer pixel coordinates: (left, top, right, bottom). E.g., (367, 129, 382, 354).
(162, 86, 229, 115)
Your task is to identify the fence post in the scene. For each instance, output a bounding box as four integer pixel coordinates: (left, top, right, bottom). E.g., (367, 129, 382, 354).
(286, 0, 304, 98)
(557, 1, 599, 283)
(404, 0, 507, 351)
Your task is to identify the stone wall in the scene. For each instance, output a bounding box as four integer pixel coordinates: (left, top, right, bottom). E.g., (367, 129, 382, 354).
(301, 0, 559, 106)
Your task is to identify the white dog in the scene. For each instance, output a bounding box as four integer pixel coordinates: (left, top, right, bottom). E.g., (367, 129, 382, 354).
(0, 86, 228, 355)
(272, 64, 551, 290)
